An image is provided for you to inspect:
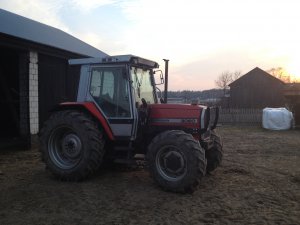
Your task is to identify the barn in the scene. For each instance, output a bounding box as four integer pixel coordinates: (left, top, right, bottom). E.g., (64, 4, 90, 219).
(228, 67, 285, 109)
(0, 9, 108, 148)
(284, 83, 300, 127)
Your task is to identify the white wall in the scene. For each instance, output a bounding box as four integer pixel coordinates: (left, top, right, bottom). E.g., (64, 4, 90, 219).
(29, 51, 39, 134)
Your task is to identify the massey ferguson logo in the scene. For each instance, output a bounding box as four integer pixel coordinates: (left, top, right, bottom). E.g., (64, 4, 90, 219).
(181, 118, 198, 124)
(152, 118, 198, 124)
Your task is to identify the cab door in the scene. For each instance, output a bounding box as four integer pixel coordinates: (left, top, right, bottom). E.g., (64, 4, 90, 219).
(88, 66, 135, 139)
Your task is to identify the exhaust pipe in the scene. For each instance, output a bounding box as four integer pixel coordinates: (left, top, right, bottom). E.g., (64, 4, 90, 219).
(163, 59, 169, 103)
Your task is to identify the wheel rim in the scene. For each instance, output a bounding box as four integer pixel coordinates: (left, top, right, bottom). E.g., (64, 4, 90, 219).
(155, 145, 187, 182)
(48, 126, 83, 169)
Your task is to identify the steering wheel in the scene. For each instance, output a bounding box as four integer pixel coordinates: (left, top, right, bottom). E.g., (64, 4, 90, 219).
(139, 98, 148, 126)
(141, 98, 148, 108)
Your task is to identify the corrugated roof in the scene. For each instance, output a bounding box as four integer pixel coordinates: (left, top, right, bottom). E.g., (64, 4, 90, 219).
(0, 9, 108, 58)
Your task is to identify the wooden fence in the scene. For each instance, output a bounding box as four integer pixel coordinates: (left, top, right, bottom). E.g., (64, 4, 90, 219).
(219, 108, 262, 125)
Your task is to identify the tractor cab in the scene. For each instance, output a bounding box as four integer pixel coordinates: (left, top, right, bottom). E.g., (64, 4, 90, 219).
(69, 55, 161, 141)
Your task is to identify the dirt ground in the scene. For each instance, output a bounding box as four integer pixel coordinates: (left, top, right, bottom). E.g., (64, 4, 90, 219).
(0, 126, 299, 225)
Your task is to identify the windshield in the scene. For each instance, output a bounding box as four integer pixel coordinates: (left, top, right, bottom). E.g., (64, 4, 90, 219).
(130, 67, 156, 104)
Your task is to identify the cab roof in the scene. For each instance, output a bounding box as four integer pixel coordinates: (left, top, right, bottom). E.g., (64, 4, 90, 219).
(69, 55, 159, 68)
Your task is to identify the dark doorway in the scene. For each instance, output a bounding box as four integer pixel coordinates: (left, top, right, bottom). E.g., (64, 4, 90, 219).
(0, 48, 20, 138)
(38, 54, 80, 128)
(0, 47, 30, 148)
(294, 103, 300, 127)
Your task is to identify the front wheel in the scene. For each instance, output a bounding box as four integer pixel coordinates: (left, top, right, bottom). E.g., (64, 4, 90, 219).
(147, 130, 206, 193)
(39, 110, 105, 181)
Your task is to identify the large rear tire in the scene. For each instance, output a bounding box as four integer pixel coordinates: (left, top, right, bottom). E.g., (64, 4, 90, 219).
(147, 130, 206, 193)
(39, 110, 105, 181)
(206, 131, 223, 173)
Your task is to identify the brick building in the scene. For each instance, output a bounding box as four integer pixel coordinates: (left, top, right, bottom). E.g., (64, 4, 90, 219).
(0, 9, 107, 147)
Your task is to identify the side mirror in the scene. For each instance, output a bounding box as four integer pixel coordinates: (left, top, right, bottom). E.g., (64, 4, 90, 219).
(153, 70, 164, 85)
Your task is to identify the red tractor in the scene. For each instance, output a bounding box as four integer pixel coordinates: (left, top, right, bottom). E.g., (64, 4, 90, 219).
(39, 55, 223, 193)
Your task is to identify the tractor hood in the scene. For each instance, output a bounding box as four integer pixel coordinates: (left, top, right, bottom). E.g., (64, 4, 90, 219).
(148, 104, 214, 133)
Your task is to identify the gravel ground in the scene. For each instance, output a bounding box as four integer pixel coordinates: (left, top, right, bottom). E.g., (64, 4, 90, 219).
(0, 126, 299, 225)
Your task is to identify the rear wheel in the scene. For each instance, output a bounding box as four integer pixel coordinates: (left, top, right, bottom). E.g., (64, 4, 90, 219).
(39, 110, 105, 181)
(206, 131, 223, 173)
(147, 130, 206, 193)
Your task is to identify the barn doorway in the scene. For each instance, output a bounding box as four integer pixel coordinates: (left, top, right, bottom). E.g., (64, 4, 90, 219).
(38, 54, 80, 128)
(0, 47, 30, 148)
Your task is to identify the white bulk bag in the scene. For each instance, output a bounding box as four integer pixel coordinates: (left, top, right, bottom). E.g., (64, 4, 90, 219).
(262, 108, 293, 130)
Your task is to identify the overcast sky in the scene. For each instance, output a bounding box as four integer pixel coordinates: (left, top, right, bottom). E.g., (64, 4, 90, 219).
(1, 0, 299, 90)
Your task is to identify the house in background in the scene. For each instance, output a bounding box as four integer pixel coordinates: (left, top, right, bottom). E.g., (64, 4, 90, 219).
(0, 9, 108, 147)
(284, 83, 300, 127)
(228, 67, 285, 109)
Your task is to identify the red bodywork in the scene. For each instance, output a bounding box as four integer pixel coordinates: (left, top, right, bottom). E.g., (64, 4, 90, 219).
(59, 102, 206, 141)
(148, 104, 204, 130)
(60, 102, 114, 140)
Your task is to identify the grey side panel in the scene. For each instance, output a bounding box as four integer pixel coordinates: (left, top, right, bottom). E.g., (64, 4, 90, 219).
(77, 65, 90, 101)
(110, 124, 132, 136)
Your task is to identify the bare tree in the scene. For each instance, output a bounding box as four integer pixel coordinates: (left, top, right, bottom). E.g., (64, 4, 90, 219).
(233, 70, 242, 80)
(215, 70, 241, 96)
(294, 77, 300, 83)
(267, 67, 292, 83)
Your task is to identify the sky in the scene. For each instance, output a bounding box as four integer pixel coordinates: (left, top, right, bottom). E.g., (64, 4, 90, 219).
(1, 0, 299, 90)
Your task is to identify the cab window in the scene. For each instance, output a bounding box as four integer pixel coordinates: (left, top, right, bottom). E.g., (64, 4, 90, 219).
(90, 67, 131, 118)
